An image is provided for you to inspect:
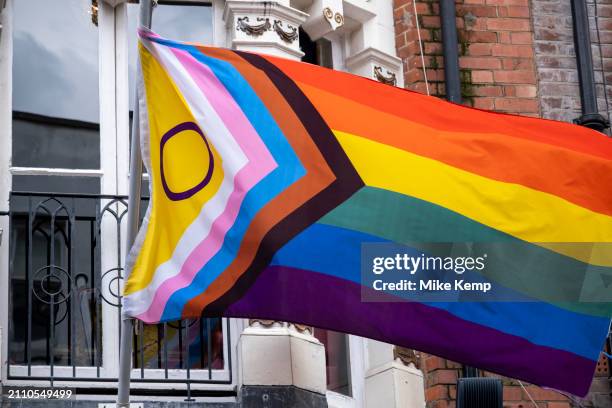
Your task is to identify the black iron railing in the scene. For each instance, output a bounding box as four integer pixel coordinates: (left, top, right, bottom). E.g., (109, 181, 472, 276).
(4, 191, 232, 395)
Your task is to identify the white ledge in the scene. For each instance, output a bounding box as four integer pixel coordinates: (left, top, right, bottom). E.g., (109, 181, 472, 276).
(345, 46, 402, 71)
(223, 0, 309, 26)
(10, 167, 104, 178)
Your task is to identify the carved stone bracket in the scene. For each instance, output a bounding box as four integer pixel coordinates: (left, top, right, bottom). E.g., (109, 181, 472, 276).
(322, 7, 343, 30)
(273, 20, 298, 44)
(394, 346, 420, 368)
(237, 16, 271, 37)
(374, 66, 397, 86)
(346, 48, 403, 87)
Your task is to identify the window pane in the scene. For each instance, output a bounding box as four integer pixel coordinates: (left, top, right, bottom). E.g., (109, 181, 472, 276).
(12, 0, 100, 168)
(127, 2, 213, 109)
(9, 194, 101, 368)
(133, 318, 224, 370)
(12, 175, 100, 195)
(314, 329, 351, 396)
(12, 112, 100, 169)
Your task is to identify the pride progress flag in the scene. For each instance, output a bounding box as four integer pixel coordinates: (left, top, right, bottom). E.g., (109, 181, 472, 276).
(124, 28, 612, 396)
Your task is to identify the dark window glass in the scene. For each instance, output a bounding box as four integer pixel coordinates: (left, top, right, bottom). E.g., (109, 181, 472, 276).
(133, 318, 224, 370)
(9, 193, 101, 367)
(12, 112, 100, 169)
(300, 28, 333, 68)
(12, 176, 100, 195)
(314, 329, 351, 396)
(10, 0, 102, 366)
(12, 0, 100, 169)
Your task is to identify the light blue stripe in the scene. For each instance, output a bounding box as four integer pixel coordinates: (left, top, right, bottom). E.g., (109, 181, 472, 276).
(149, 38, 306, 321)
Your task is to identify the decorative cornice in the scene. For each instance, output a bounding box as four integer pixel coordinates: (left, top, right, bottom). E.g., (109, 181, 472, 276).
(233, 16, 299, 44)
(345, 46, 402, 72)
(224, 1, 309, 27)
(231, 39, 305, 58)
(273, 19, 299, 43)
(237, 16, 271, 37)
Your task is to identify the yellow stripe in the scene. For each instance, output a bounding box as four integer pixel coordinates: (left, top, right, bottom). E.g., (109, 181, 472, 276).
(124, 46, 225, 295)
(335, 130, 612, 266)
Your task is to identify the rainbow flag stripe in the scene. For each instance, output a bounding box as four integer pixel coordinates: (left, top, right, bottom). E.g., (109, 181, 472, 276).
(124, 28, 612, 396)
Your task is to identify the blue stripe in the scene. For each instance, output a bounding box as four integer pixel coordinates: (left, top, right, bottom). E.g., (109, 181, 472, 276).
(271, 223, 610, 361)
(148, 38, 306, 321)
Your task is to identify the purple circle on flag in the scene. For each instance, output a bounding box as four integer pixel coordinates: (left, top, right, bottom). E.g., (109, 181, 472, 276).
(159, 121, 214, 201)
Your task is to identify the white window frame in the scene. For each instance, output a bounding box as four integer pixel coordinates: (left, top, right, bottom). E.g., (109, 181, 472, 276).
(325, 334, 366, 408)
(0, 0, 239, 394)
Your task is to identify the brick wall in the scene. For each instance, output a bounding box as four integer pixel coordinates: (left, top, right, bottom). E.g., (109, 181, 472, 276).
(532, 0, 611, 135)
(420, 353, 611, 408)
(393, 0, 540, 116)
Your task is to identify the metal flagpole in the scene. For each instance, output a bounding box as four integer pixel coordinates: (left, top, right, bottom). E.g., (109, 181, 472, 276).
(117, 1, 154, 406)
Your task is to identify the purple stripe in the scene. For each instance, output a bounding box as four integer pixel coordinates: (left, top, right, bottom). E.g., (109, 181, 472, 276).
(224, 265, 597, 397)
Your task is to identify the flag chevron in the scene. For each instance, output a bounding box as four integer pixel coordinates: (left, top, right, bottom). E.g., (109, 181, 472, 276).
(125, 28, 612, 397)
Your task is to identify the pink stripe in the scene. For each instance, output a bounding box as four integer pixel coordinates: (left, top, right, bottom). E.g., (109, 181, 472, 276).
(137, 44, 275, 322)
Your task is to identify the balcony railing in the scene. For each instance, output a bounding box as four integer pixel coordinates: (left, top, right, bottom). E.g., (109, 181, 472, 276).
(4, 191, 233, 397)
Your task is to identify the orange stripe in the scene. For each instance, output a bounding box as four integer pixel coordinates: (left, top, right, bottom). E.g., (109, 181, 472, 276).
(297, 83, 612, 217)
(181, 48, 336, 318)
(265, 55, 612, 161)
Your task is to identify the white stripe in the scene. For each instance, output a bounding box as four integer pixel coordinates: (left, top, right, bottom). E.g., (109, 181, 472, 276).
(124, 39, 249, 316)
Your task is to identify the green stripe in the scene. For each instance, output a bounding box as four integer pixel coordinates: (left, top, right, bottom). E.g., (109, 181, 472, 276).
(320, 187, 612, 317)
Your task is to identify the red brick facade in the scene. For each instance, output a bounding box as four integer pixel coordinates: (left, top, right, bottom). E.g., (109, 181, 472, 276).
(392, 0, 612, 407)
(419, 352, 610, 408)
(393, 0, 540, 116)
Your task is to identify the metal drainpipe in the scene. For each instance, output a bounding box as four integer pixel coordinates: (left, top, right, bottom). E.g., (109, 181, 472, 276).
(440, 0, 462, 104)
(570, 0, 610, 132)
(441, 0, 483, 379)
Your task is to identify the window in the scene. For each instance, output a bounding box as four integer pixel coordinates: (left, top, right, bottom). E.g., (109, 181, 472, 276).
(127, 1, 213, 187)
(300, 28, 333, 68)
(6, 1, 234, 391)
(9, 0, 102, 372)
(127, 1, 213, 112)
(12, 0, 101, 193)
(314, 329, 351, 396)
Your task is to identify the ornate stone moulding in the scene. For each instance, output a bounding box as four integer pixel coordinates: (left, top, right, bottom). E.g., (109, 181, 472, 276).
(374, 65, 397, 86)
(301, 0, 344, 41)
(346, 46, 403, 87)
(224, 0, 308, 59)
